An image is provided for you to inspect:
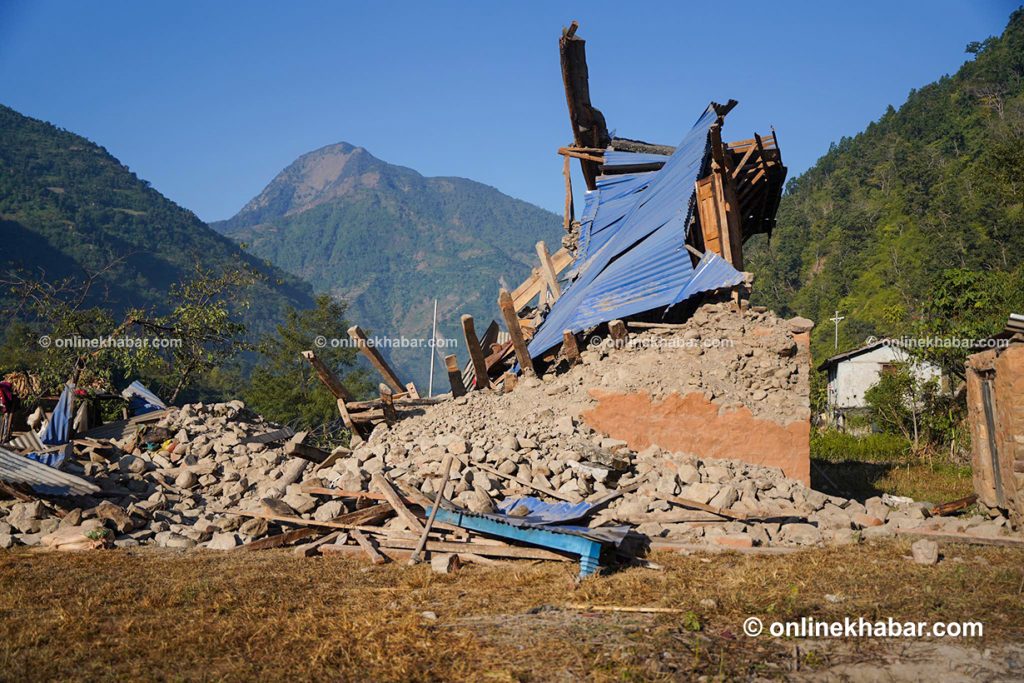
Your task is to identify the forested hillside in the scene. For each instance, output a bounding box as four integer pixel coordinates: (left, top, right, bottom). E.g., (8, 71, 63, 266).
(748, 9, 1024, 373)
(0, 105, 314, 331)
(214, 142, 562, 386)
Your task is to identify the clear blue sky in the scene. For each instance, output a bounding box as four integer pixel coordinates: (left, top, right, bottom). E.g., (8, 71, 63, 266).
(0, 1, 1018, 222)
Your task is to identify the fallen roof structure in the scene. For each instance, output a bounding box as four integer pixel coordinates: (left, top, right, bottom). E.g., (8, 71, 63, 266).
(524, 21, 787, 360)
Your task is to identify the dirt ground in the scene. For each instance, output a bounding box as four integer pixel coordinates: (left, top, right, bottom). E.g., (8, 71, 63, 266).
(1, 540, 1022, 681)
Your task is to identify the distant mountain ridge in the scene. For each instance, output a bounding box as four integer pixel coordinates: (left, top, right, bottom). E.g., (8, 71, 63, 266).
(0, 104, 314, 333)
(213, 142, 562, 386)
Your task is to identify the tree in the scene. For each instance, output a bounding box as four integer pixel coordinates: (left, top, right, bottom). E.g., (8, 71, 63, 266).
(243, 295, 372, 429)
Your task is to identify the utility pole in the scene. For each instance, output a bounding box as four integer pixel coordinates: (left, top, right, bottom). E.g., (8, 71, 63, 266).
(829, 310, 845, 350)
(427, 299, 438, 397)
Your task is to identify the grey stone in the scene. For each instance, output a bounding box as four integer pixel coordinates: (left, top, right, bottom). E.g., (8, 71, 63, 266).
(911, 539, 940, 565)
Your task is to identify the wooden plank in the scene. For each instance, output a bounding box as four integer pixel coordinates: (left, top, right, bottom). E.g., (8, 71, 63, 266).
(236, 527, 319, 552)
(444, 354, 467, 398)
(371, 473, 425, 534)
(350, 529, 387, 564)
(465, 458, 573, 502)
(556, 147, 605, 163)
(300, 350, 354, 401)
(378, 536, 572, 562)
(293, 531, 342, 557)
(562, 330, 580, 366)
(461, 315, 491, 391)
(897, 528, 1024, 548)
(658, 493, 748, 521)
(510, 249, 573, 311)
(535, 240, 562, 300)
(347, 325, 404, 393)
(284, 440, 330, 464)
(498, 288, 535, 377)
(229, 510, 395, 534)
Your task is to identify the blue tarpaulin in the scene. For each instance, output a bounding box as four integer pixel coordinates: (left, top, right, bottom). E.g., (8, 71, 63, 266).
(39, 382, 74, 446)
(528, 105, 745, 358)
(122, 380, 166, 416)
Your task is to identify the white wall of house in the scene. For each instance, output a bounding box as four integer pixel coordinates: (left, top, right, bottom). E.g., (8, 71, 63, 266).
(826, 345, 942, 411)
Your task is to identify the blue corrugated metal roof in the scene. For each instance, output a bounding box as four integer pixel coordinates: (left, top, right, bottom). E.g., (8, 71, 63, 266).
(601, 150, 670, 168)
(529, 106, 744, 357)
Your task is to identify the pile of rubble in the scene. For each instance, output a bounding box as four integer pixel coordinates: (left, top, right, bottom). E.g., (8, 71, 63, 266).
(0, 303, 1012, 563)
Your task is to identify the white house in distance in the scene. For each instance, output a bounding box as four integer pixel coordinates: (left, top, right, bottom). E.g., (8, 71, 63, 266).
(818, 339, 943, 417)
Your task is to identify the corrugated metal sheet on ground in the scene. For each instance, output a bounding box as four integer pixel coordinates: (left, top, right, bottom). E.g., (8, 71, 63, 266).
(0, 446, 99, 496)
(529, 105, 743, 357)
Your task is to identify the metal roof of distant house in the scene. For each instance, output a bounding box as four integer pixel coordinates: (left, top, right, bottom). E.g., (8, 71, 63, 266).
(817, 339, 894, 372)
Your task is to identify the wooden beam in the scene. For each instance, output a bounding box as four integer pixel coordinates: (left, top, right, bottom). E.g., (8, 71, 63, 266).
(371, 473, 424, 534)
(497, 289, 535, 377)
(510, 248, 573, 311)
(379, 384, 397, 425)
(300, 350, 354, 402)
(347, 325, 404, 393)
(377, 536, 572, 562)
(559, 21, 610, 190)
(460, 315, 490, 391)
(535, 241, 562, 300)
(444, 354, 467, 398)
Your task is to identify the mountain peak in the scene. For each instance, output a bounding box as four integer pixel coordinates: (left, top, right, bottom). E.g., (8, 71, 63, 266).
(231, 141, 417, 224)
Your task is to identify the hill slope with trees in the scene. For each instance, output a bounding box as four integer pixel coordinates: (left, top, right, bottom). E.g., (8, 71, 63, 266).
(748, 8, 1024, 378)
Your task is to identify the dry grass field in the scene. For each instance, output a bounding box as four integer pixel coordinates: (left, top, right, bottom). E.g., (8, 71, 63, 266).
(1, 540, 1022, 681)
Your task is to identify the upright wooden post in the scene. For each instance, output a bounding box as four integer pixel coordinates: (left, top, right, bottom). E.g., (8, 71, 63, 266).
(609, 319, 628, 347)
(460, 314, 490, 390)
(562, 330, 581, 366)
(347, 325, 404, 393)
(498, 288, 535, 377)
(562, 154, 574, 232)
(444, 354, 467, 398)
(536, 241, 562, 300)
(379, 384, 397, 425)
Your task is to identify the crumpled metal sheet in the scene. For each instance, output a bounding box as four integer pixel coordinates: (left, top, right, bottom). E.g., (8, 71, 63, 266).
(529, 105, 743, 357)
(0, 446, 99, 496)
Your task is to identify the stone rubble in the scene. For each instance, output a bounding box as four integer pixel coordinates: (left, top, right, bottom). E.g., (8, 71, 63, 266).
(0, 302, 1012, 553)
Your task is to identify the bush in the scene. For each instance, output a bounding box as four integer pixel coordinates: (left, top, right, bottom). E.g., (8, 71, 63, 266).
(811, 429, 912, 463)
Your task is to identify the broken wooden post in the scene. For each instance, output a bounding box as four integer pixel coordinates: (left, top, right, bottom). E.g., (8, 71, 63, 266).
(444, 354, 466, 398)
(536, 240, 562, 300)
(497, 288, 535, 377)
(562, 330, 581, 366)
(460, 314, 490, 391)
(501, 371, 517, 393)
(301, 350, 354, 401)
(608, 319, 627, 347)
(379, 384, 397, 425)
(347, 325, 404, 393)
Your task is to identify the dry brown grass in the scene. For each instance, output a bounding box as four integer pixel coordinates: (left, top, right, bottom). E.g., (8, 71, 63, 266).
(1, 540, 1022, 681)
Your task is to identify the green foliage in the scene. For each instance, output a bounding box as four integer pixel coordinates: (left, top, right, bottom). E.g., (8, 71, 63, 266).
(863, 363, 965, 455)
(243, 295, 373, 429)
(0, 104, 313, 343)
(810, 429, 911, 463)
(748, 9, 1024, 369)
